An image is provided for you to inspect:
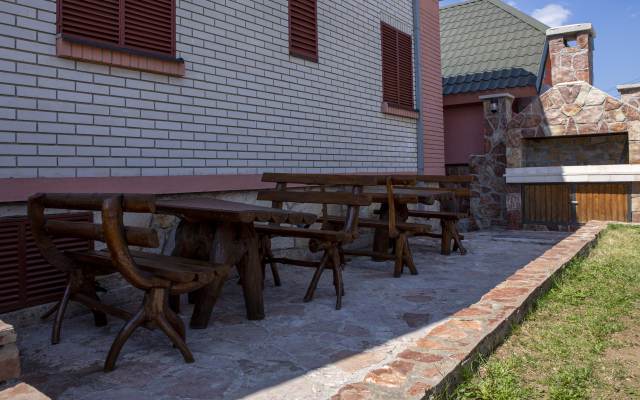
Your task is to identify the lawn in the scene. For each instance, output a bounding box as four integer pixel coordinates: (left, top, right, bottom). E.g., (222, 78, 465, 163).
(448, 224, 640, 400)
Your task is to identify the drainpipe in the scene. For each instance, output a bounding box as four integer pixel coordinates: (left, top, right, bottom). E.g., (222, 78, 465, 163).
(413, 0, 424, 177)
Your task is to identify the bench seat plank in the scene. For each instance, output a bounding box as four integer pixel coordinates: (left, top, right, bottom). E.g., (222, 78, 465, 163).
(406, 211, 468, 220)
(254, 224, 356, 242)
(67, 250, 228, 284)
(325, 216, 431, 233)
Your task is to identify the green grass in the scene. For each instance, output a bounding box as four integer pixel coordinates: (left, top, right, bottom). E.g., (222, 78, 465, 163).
(445, 224, 640, 400)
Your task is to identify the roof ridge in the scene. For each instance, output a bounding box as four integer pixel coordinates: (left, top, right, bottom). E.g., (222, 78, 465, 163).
(485, 0, 550, 33)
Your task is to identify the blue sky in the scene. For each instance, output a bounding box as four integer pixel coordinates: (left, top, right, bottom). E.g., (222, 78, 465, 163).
(439, 0, 640, 98)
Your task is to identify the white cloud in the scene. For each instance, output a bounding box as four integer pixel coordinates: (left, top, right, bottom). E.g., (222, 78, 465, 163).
(532, 4, 572, 28)
(506, 0, 518, 8)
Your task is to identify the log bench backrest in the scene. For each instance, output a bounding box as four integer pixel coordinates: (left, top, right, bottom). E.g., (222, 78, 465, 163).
(28, 193, 172, 291)
(413, 175, 473, 213)
(258, 173, 377, 238)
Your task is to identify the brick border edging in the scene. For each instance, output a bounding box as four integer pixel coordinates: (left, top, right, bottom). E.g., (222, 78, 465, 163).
(331, 221, 608, 400)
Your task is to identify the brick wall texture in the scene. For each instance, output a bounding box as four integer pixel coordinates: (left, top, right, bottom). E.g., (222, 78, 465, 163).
(0, 0, 442, 179)
(523, 134, 629, 167)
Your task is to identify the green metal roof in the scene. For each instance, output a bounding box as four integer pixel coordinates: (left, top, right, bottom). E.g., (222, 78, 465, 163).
(440, 0, 549, 79)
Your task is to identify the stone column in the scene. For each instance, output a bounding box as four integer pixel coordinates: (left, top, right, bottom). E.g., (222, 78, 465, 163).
(547, 24, 596, 86)
(618, 84, 640, 108)
(469, 94, 513, 230)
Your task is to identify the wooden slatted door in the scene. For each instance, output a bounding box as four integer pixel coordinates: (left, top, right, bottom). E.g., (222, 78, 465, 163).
(524, 184, 572, 223)
(576, 184, 628, 223)
(0, 213, 94, 313)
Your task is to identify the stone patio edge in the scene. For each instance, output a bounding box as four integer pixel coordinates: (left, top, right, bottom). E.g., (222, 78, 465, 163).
(331, 221, 609, 400)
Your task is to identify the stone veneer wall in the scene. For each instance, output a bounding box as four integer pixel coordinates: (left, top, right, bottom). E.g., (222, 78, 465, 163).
(467, 95, 512, 231)
(549, 29, 594, 86)
(523, 133, 628, 167)
(504, 82, 640, 229)
(0, 320, 19, 383)
(619, 86, 640, 107)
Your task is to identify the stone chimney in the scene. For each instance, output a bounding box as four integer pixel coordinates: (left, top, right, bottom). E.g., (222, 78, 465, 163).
(618, 84, 640, 108)
(547, 23, 596, 86)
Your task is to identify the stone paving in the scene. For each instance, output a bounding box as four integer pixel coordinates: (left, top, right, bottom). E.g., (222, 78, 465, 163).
(13, 232, 571, 399)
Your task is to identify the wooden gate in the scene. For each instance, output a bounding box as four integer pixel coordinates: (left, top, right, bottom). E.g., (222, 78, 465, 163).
(523, 183, 630, 225)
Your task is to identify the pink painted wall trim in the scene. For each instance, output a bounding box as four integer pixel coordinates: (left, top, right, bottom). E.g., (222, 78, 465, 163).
(0, 172, 420, 203)
(0, 174, 268, 203)
(381, 103, 419, 119)
(56, 38, 185, 77)
(444, 103, 485, 164)
(420, 0, 445, 174)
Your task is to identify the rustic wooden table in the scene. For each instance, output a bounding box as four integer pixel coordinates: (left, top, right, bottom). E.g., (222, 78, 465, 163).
(363, 187, 455, 256)
(156, 198, 317, 328)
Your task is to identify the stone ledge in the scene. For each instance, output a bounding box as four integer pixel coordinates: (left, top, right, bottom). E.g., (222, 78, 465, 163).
(331, 221, 608, 399)
(0, 382, 50, 399)
(56, 38, 185, 77)
(381, 103, 419, 119)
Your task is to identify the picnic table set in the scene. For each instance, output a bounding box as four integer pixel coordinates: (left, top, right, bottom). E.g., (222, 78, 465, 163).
(26, 173, 471, 372)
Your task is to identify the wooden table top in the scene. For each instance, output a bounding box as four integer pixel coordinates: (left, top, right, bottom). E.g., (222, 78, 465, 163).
(156, 198, 318, 225)
(361, 187, 455, 205)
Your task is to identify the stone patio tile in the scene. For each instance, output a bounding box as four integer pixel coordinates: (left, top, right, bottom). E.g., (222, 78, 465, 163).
(12, 230, 582, 399)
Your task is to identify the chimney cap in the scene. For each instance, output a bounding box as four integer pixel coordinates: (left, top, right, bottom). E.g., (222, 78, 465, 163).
(617, 83, 640, 91)
(546, 23, 596, 39)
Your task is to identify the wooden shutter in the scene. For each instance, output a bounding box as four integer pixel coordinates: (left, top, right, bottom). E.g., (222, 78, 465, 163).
(381, 22, 414, 109)
(289, 0, 318, 61)
(58, 0, 176, 58)
(58, 0, 121, 47)
(0, 214, 94, 314)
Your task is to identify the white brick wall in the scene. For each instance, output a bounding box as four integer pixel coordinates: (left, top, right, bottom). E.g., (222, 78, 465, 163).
(0, 0, 418, 179)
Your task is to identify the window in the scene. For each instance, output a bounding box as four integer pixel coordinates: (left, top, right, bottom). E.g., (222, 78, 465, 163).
(381, 22, 414, 109)
(57, 0, 176, 58)
(289, 0, 318, 62)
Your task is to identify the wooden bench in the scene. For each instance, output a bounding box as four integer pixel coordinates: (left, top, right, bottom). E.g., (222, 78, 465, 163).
(27, 193, 230, 372)
(255, 173, 376, 310)
(400, 175, 472, 255)
(326, 176, 433, 277)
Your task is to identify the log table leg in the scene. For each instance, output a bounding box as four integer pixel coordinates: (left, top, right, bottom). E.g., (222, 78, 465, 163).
(188, 220, 265, 329)
(372, 204, 410, 260)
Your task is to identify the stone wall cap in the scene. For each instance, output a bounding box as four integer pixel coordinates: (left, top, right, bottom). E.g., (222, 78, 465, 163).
(618, 83, 640, 91)
(479, 93, 515, 100)
(554, 81, 589, 87)
(546, 23, 596, 39)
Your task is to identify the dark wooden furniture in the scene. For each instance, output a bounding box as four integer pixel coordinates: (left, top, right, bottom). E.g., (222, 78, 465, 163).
(403, 175, 472, 255)
(255, 173, 376, 310)
(156, 198, 317, 328)
(329, 177, 435, 277)
(27, 193, 230, 372)
(365, 183, 455, 262)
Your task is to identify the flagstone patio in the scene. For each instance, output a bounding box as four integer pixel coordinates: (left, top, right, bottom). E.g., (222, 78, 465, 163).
(12, 232, 566, 400)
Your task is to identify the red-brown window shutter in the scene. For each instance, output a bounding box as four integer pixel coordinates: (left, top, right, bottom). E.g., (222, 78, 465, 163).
(57, 0, 176, 58)
(289, 0, 318, 61)
(0, 214, 94, 314)
(381, 22, 414, 109)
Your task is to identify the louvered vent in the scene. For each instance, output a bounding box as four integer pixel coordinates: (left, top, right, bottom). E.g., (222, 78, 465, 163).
(59, 0, 121, 47)
(58, 0, 175, 58)
(0, 214, 93, 314)
(289, 0, 318, 61)
(124, 0, 174, 57)
(381, 22, 414, 109)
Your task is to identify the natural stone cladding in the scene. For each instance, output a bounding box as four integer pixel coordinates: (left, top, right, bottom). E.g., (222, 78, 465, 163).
(468, 95, 513, 231)
(331, 221, 608, 399)
(504, 82, 640, 230)
(0, 319, 20, 384)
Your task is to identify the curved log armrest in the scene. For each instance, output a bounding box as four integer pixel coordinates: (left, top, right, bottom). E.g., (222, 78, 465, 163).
(100, 195, 170, 291)
(27, 193, 81, 273)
